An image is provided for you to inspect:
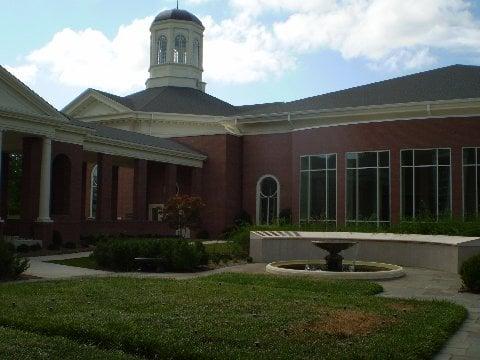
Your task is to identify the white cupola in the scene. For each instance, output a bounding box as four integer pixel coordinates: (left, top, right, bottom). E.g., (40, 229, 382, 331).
(146, 8, 206, 92)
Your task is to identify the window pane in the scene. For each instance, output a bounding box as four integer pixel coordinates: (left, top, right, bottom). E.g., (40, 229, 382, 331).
(346, 169, 357, 220)
(358, 168, 378, 221)
(464, 166, 476, 218)
(260, 198, 269, 224)
(310, 171, 326, 220)
(402, 167, 413, 219)
(379, 151, 389, 167)
(346, 153, 357, 168)
(463, 148, 475, 165)
(260, 177, 277, 196)
(300, 157, 309, 171)
(415, 166, 437, 218)
(438, 166, 451, 216)
(415, 149, 436, 166)
(358, 152, 377, 168)
(327, 170, 336, 220)
(478, 167, 480, 214)
(401, 150, 413, 166)
(379, 168, 390, 221)
(438, 149, 450, 166)
(311, 155, 326, 170)
(300, 172, 309, 220)
(327, 154, 336, 170)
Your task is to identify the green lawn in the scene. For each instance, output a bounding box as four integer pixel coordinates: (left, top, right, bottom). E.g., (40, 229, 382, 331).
(0, 274, 466, 359)
(48, 256, 100, 270)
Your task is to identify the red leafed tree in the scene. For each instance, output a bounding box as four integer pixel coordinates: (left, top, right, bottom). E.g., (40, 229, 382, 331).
(162, 195, 205, 238)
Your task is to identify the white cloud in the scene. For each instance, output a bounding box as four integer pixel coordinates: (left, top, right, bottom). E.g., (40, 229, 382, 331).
(9, 17, 152, 94)
(6, 0, 480, 96)
(5, 64, 38, 83)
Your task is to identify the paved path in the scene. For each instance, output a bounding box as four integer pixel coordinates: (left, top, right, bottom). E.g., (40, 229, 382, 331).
(24, 254, 479, 359)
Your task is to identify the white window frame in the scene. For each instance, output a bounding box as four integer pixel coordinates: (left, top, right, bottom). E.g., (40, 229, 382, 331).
(174, 35, 187, 64)
(89, 164, 98, 219)
(299, 153, 337, 223)
(256, 174, 280, 225)
(345, 150, 391, 226)
(400, 148, 452, 220)
(462, 147, 479, 219)
(157, 35, 167, 64)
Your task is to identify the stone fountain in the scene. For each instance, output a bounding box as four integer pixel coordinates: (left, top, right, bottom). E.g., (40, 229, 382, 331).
(311, 240, 358, 271)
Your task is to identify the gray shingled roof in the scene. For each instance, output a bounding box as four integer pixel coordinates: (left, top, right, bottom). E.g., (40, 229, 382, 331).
(66, 117, 203, 156)
(154, 9, 203, 27)
(94, 65, 480, 117)
(96, 87, 236, 116)
(235, 64, 480, 115)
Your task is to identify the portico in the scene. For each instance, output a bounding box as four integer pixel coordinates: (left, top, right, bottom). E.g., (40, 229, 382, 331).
(0, 65, 206, 246)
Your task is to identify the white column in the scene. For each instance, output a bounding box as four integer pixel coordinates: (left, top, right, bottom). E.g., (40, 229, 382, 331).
(37, 137, 52, 222)
(0, 130, 3, 222)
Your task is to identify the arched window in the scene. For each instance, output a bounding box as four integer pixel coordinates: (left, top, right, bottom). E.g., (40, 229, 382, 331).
(193, 39, 200, 67)
(90, 165, 98, 219)
(256, 175, 280, 225)
(157, 35, 167, 64)
(174, 35, 187, 64)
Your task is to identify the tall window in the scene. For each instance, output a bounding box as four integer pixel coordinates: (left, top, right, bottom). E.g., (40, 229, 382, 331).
(401, 149, 451, 219)
(300, 154, 337, 222)
(174, 35, 187, 64)
(157, 35, 167, 64)
(463, 148, 480, 218)
(193, 39, 200, 66)
(90, 165, 98, 219)
(346, 151, 390, 225)
(257, 175, 279, 225)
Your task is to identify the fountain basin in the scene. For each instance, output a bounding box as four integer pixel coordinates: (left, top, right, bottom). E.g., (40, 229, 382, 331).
(266, 260, 405, 280)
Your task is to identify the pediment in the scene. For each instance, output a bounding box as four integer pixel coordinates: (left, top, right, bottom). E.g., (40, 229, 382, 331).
(65, 90, 131, 119)
(0, 68, 62, 118)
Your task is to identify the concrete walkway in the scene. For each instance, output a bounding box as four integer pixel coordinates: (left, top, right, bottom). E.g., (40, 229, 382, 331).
(23, 254, 479, 359)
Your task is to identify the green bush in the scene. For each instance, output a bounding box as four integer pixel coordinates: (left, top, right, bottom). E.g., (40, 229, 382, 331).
(460, 254, 480, 292)
(0, 241, 29, 280)
(93, 238, 209, 272)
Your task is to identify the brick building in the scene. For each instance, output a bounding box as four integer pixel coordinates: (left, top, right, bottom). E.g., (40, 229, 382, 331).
(1, 8, 480, 245)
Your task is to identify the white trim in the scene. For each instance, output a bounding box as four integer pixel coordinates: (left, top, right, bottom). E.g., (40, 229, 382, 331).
(89, 165, 98, 219)
(256, 174, 280, 225)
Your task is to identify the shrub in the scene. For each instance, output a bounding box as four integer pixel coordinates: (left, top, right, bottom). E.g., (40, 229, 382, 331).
(233, 210, 252, 227)
(460, 254, 480, 292)
(0, 241, 29, 280)
(29, 244, 42, 252)
(16, 244, 30, 253)
(162, 195, 205, 238)
(93, 238, 209, 272)
(196, 229, 210, 240)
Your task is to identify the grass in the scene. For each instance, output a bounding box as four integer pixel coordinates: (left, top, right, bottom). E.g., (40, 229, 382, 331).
(0, 327, 136, 360)
(48, 256, 100, 270)
(48, 242, 242, 271)
(0, 273, 467, 359)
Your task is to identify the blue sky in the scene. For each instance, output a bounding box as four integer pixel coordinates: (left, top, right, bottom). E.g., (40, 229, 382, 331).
(2, 0, 480, 109)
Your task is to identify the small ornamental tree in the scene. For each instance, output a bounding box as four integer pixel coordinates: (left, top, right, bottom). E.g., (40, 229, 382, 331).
(162, 195, 205, 238)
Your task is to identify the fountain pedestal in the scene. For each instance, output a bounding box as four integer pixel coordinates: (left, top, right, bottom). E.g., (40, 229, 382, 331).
(312, 241, 358, 272)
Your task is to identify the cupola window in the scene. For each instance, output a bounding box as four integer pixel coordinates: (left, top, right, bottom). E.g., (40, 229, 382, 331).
(174, 35, 187, 64)
(157, 35, 167, 64)
(193, 39, 200, 67)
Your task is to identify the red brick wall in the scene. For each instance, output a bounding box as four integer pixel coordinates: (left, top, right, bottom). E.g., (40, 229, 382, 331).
(175, 134, 243, 236)
(260, 116, 480, 224)
(242, 133, 292, 223)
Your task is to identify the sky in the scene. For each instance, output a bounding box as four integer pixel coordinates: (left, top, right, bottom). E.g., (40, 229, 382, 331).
(1, 0, 480, 109)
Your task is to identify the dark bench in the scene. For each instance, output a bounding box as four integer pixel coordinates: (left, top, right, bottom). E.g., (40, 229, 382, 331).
(134, 257, 167, 272)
